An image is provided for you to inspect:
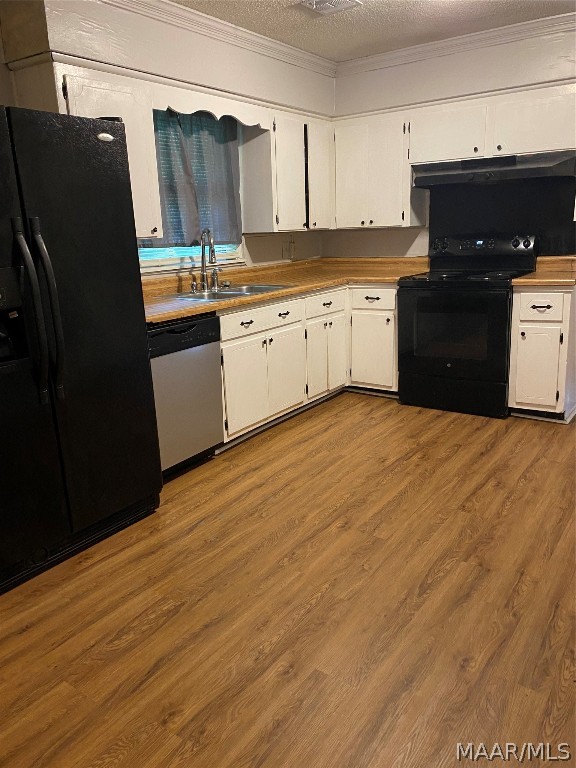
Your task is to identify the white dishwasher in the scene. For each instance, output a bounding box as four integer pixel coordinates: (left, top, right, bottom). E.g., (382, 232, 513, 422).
(148, 316, 224, 473)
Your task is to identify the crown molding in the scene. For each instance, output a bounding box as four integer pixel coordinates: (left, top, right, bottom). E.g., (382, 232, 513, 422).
(100, 0, 337, 78)
(336, 13, 576, 77)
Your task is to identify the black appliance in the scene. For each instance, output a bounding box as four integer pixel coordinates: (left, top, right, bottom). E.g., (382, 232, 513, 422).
(398, 234, 537, 418)
(0, 107, 162, 593)
(413, 151, 576, 256)
(412, 150, 576, 187)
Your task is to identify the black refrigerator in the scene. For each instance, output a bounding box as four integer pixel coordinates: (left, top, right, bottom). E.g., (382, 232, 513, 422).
(0, 107, 162, 593)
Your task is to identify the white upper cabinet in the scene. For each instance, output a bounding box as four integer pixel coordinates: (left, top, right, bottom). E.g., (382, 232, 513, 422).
(409, 85, 576, 164)
(241, 114, 334, 233)
(335, 120, 369, 229)
(409, 104, 487, 163)
(307, 120, 334, 230)
(64, 74, 163, 240)
(274, 115, 307, 231)
(490, 90, 576, 155)
(335, 114, 404, 228)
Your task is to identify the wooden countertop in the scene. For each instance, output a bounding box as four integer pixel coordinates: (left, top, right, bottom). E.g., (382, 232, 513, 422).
(143, 256, 576, 324)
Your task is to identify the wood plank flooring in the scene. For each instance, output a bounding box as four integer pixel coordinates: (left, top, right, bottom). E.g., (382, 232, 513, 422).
(1, 393, 574, 768)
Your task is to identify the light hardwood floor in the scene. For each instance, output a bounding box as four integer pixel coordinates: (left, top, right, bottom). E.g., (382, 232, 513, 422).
(0, 393, 574, 768)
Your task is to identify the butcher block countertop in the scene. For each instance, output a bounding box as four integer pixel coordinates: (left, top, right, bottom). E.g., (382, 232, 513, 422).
(143, 256, 576, 324)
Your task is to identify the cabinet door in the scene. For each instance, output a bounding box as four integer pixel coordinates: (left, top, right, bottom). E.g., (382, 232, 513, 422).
(267, 325, 306, 416)
(409, 104, 487, 163)
(327, 314, 348, 390)
(335, 121, 369, 228)
(367, 114, 404, 227)
(514, 324, 562, 407)
(306, 318, 328, 399)
(351, 312, 395, 389)
(492, 92, 576, 155)
(222, 335, 269, 436)
(275, 115, 306, 231)
(307, 121, 334, 230)
(64, 74, 162, 240)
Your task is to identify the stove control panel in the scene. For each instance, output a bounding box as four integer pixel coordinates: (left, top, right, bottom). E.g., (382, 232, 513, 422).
(431, 234, 535, 256)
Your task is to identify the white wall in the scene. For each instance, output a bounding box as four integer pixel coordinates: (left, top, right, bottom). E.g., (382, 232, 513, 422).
(335, 16, 576, 116)
(43, 0, 335, 116)
(321, 227, 429, 259)
(244, 231, 323, 265)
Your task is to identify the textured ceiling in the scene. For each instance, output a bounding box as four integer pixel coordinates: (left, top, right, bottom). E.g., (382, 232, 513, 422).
(170, 0, 575, 62)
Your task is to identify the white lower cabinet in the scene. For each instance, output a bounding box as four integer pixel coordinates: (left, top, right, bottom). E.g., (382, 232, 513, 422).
(306, 314, 347, 399)
(221, 299, 306, 439)
(508, 288, 574, 419)
(221, 335, 270, 437)
(305, 289, 348, 400)
(267, 326, 307, 416)
(350, 287, 397, 391)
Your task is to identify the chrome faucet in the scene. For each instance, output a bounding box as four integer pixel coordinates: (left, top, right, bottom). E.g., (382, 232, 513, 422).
(200, 228, 216, 291)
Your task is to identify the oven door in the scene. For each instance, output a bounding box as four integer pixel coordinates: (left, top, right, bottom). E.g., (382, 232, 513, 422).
(398, 287, 511, 383)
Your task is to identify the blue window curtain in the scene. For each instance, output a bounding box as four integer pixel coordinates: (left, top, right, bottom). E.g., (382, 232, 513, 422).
(151, 109, 242, 247)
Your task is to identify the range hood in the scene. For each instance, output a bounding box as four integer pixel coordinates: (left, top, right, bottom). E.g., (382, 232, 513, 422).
(413, 150, 576, 187)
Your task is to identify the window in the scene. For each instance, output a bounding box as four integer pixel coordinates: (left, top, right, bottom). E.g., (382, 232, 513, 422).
(138, 109, 243, 271)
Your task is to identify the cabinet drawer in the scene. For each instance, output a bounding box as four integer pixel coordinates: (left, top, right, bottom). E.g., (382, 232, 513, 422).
(264, 298, 304, 329)
(350, 287, 396, 310)
(221, 305, 272, 341)
(220, 299, 304, 341)
(519, 293, 564, 322)
(305, 290, 346, 318)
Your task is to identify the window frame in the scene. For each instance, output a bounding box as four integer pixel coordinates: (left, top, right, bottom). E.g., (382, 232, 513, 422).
(138, 109, 246, 273)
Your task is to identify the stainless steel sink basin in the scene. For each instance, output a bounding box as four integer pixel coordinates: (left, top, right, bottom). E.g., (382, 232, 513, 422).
(218, 284, 289, 294)
(172, 284, 289, 301)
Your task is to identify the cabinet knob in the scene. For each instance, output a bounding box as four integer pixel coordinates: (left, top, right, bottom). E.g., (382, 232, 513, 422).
(313, 222, 317, 227)
(329, 321, 333, 327)
(497, 144, 502, 151)
(369, 219, 374, 224)
(521, 331, 526, 338)
(361, 220, 365, 225)
(151, 226, 158, 234)
(269, 338, 273, 344)
(473, 147, 478, 153)
(386, 317, 390, 324)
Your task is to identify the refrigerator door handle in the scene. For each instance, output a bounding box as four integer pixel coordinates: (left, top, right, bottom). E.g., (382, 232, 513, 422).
(29, 217, 66, 400)
(11, 217, 50, 405)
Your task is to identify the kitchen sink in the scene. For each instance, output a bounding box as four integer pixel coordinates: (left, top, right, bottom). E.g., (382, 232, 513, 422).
(173, 284, 289, 301)
(218, 284, 289, 294)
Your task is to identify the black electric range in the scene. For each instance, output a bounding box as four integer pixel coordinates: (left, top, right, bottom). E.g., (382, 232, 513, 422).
(397, 233, 537, 418)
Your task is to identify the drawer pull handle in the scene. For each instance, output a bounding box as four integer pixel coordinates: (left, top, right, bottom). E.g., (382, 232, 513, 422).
(322, 301, 333, 307)
(278, 311, 290, 318)
(530, 304, 552, 310)
(240, 320, 254, 327)
(365, 295, 381, 301)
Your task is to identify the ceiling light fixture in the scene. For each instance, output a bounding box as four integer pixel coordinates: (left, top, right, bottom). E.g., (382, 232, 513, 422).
(299, 0, 363, 16)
